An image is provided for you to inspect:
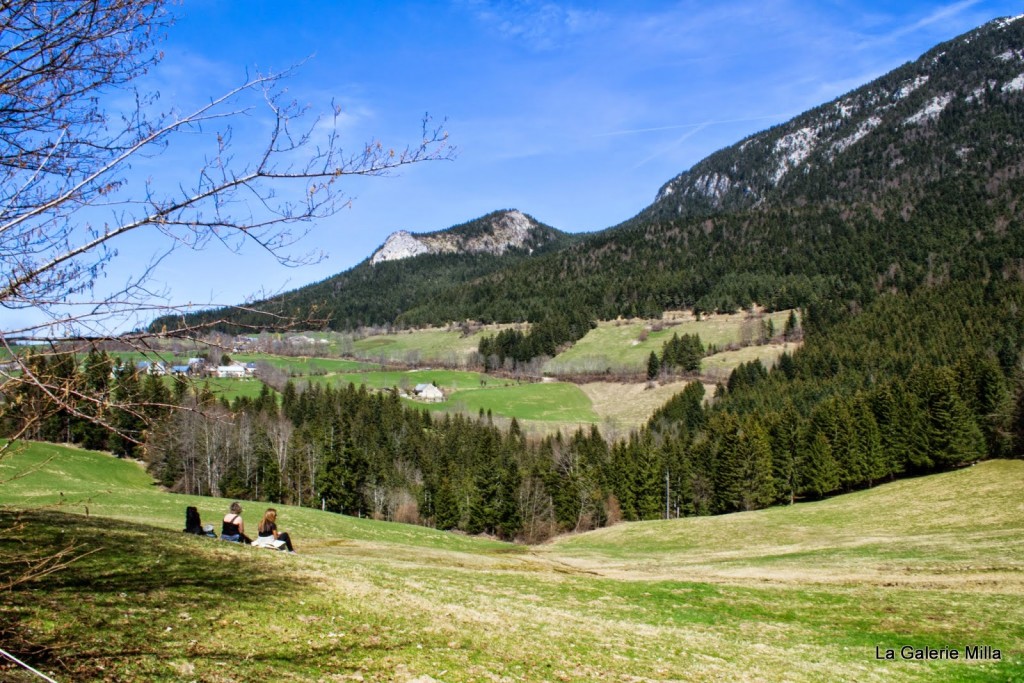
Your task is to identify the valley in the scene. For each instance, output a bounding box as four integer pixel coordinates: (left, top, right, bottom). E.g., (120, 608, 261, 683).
(124, 306, 799, 435)
(5, 8, 1024, 681)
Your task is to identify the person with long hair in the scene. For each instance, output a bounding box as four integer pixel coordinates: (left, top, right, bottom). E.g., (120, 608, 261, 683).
(257, 508, 296, 553)
(221, 501, 251, 543)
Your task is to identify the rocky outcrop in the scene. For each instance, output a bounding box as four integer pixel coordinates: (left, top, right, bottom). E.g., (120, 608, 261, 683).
(370, 210, 541, 264)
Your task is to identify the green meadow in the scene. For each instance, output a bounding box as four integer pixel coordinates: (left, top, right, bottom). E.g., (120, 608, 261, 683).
(438, 381, 598, 423)
(236, 353, 376, 374)
(350, 327, 504, 365)
(306, 368, 513, 392)
(1, 442, 1021, 682)
(544, 309, 796, 375)
(7, 311, 797, 435)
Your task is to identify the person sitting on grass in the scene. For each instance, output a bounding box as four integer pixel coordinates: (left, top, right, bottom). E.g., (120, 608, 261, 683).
(221, 501, 251, 544)
(257, 508, 296, 553)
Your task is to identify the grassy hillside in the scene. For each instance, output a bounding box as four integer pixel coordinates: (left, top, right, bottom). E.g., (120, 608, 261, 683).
(543, 309, 796, 376)
(439, 381, 598, 423)
(350, 327, 499, 365)
(544, 460, 1024, 582)
(1, 442, 1021, 681)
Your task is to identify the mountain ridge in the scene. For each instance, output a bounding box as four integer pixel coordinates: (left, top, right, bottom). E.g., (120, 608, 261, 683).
(158, 14, 1024, 332)
(154, 209, 578, 331)
(641, 13, 1024, 222)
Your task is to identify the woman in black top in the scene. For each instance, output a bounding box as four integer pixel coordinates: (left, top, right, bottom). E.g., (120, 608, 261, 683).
(221, 501, 250, 543)
(258, 508, 295, 552)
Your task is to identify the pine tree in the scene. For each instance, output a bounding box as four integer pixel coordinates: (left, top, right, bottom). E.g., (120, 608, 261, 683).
(647, 351, 660, 381)
(852, 396, 886, 486)
(801, 432, 840, 499)
(925, 367, 985, 468)
(769, 406, 801, 504)
(433, 477, 461, 530)
(736, 419, 775, 511)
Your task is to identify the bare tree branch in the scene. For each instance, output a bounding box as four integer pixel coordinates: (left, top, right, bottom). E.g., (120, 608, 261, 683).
(0, 0, 452, 456)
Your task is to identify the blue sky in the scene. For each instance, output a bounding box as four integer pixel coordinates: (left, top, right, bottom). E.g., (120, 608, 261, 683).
(8, 0, 1024, 332)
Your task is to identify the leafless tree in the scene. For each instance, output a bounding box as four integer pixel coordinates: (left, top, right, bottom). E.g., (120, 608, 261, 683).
(0, 0, 452, 453)
(0, 0, 451, 603)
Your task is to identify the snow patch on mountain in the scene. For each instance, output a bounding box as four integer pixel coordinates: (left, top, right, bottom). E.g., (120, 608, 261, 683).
(691, 173, 733, 201)
(893, 75, 930, 101)
(834, 99, 858, 118)
(1002, 73, 1024, 92)
(904, 93, 953, 125)
(966, 81, 998, 102)
(771, 126, 821, 184)
(831, 116, 882, 155)
(996, 15, 1024, 29)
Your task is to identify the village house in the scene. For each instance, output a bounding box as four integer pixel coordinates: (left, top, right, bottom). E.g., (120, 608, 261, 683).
(215, 364, 247, 379)
(413, 383, 444, 402)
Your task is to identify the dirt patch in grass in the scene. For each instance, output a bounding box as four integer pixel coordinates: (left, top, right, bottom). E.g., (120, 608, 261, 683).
(580, 379, 701, 431)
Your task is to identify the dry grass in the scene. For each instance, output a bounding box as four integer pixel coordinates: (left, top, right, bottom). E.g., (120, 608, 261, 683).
(579, 379, 704, 431)
(700, 341, 801, 383)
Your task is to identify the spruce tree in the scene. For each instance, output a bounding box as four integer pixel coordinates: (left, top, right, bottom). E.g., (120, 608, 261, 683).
(801, 432, 840, 499)
(737, 419, 776, 511)
(647, 351, 660, 381)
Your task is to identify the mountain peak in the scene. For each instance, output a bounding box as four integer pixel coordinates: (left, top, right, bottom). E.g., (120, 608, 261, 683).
(369, 209, 544, 264)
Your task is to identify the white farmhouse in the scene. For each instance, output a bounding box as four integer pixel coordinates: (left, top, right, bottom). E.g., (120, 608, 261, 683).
(413, 383, 444, 402)
(215, 364, 247, 379)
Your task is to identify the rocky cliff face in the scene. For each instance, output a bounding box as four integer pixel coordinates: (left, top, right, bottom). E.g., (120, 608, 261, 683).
(370, 210, 541, 264)
(370, 230, 430, 263)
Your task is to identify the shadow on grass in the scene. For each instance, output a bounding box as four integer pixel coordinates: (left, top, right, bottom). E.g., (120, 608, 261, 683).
(0, 509, 317, 680)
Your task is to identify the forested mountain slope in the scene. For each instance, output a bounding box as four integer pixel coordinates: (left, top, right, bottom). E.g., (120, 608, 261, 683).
(155, 210, 578, 332)
(167, 16, 1024, 332)
(400, 15, 1024, 323)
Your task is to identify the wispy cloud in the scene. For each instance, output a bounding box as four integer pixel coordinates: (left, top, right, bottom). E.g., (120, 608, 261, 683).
(864, 0, 984, 45)
(458, 0, 609, 50)
(632, 122, 710, 170)
(596, 114, 793, 139)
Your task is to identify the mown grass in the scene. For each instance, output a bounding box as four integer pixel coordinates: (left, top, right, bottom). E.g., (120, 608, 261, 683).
(1, 443, 1022, 681)
(306, 368, 512, 393)
(436, 381, 599, 423)
(185, 376, 271, 402)
(579, 379, 706, 431)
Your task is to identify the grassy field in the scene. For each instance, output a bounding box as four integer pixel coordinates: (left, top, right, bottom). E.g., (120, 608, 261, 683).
(699, 341, 801, 383)
(9, 311, 797, 437)
(299, 370, 596, 429)
(544, 310, 796, 375)
(350, 326, 520, 365)
(308, 368, 514, 393)
(578, 379, 707, 432)
(438, 381, 599, 423)
(1, 442, 1021, 682)
(235, 353, 376, 374)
